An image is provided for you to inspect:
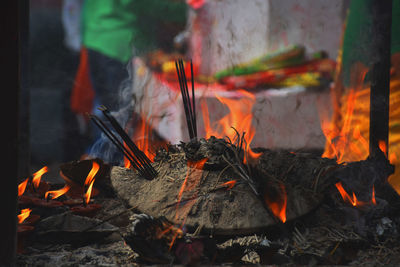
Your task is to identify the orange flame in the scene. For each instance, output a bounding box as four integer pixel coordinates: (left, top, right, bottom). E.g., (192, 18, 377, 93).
(124, 117, 168, 168)
(17, 208, 32, 224)
(372, 185, 377, 205)
(18, 178, 29, 196)
(84, 161, 100, 187)
(177, 158, 208, 205)
(123, 142, 132, 169)
(320, 66, 400, 195)
(167, 159, 208, 250)
(201, 90, 261, 162)
(45, 185, 71, 200)
(264, 183, 287, 223)
(322, 89, 359, 163)
(379, 140, 388, 157)
(335, 182, 357, 206)
(335, 182, 376, 207)
(220, 180, 237, 190)
(134, 118, 155, 161)
(84, 179, 95, 205)
(83, 161, 100, 204)
(32, 166, 49, 188)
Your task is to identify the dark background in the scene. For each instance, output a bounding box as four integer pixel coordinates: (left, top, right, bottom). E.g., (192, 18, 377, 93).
(29, 0, 84, 170)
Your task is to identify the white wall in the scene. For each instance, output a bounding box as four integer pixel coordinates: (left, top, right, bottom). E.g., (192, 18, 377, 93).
(189, 0, 345, 75)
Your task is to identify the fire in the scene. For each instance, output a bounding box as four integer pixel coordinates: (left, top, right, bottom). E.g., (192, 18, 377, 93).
(321, 89, 360, 163)
(45, 185, 71, 200)
(201, 90, 261, 162)
(84, 179, 95, 205)
(167, 158, 208, 249)
(134, 118, 155, 161)
(372, 185, 377, 205)
(379, 140, 388, 157)
(18, 178, 29, 196)
(177, 158, 208, 205)
(335, 182, 376, 207)
(32, 166, 49, 188)
(83, 161, 100, 204)
(335, 182, 357, 206)
(123, 141, 132, 169)
(220, 180, 237, 190)
(320, 68, 400, 194)
(17, 208, 31, 224)
(125, 116, 168, 168)
(264, 183, 287, 223)
(84, 161, 100, 187)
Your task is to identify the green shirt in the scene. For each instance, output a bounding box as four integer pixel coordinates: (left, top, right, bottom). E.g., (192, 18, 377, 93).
(82, 0, 136, 63)
(82, 0, 187, 63)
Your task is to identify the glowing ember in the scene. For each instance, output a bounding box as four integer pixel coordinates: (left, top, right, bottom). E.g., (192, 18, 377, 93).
(18, 178, 29, 196)
(220, 180, 237, 190)
(17, 208, 32, 224)
(45, 185, 71, 200)
(83, 161, 100, 204)
(372, 185, 377, 205)
(32, 166, 49, 188)
(264, 183, 287, 223)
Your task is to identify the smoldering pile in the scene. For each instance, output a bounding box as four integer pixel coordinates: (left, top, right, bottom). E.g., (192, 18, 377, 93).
(107, 134, 399, 265)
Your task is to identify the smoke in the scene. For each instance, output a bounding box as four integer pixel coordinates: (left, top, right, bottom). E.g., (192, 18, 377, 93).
(88, 60, 135, 165)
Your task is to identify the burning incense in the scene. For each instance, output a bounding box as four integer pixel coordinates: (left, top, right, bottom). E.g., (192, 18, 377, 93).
(175, 59, 197, 140)
(89, 108, 157, 180)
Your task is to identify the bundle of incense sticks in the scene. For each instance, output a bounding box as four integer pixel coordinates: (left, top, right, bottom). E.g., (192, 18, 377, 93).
(89, 106, 157, 180)
(175, 59, 197, 140)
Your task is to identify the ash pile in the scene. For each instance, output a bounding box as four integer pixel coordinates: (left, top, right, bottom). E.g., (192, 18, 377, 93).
(107, 135, 400, 265)
(17, 59, 400, 266)
(17, 134, 400, 265)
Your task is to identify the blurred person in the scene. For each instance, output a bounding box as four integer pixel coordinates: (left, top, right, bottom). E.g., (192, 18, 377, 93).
(70, 0, 187, 161)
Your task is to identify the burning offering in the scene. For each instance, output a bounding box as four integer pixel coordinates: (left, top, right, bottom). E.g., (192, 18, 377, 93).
(14, 1, 400, 264)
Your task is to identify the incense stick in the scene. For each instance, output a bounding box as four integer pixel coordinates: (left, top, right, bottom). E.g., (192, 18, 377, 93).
(99, 106, 157, 178)
(175, 59, 197, 140)
(89, 114, 149, 177)
(89, 109, 157, 180)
